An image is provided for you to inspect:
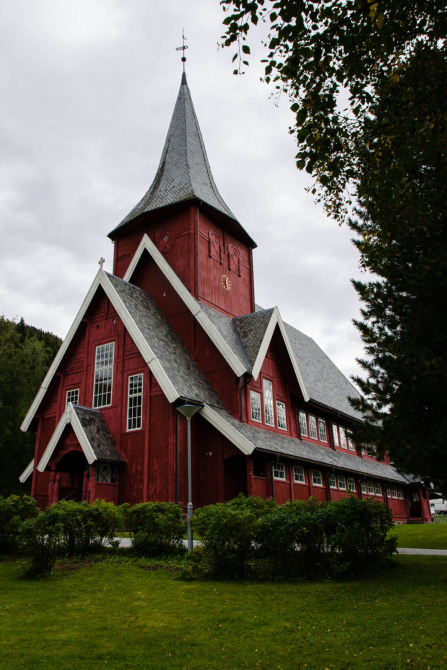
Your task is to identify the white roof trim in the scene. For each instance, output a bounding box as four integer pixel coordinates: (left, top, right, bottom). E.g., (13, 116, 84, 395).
(250, 307, 309, 402)
(21, 268, 182, 432)
(36, 404, 96, 472)
(19, 458, 34, 483)
(200, 405, 255, 456)
(124, 234, 248, 377)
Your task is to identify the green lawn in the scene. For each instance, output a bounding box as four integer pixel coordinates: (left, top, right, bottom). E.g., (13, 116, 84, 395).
(1, 556, 446, 669)
(390, 522, 447, 549)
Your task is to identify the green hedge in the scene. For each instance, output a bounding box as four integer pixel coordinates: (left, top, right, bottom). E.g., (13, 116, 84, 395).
(186, 494, 397, 580)
(0, 495, 39, 554)
(121, 502, 185, 556)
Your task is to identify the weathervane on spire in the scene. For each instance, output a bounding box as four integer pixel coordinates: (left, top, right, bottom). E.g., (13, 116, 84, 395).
(176, 30, 188, 71)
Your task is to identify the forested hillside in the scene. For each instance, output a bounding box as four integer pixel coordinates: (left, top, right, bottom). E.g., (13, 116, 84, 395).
(0, 316, 61, 495)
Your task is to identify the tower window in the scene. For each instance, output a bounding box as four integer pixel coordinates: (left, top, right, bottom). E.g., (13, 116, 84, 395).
(93, 342, 115, 408)
(66, 388, 79, 406)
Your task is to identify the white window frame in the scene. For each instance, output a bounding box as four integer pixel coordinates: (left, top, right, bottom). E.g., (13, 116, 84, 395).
(367, 481, 375, 495)
(276, 401, 287, 430)
(318, 418, 327, 442)
(127, 373, 143, 431)
(375, 483, 382, 496)
(332, 423, 340, 447)
(347, 477, 356, 492)
(328, 473, 337, 489)
(339, 426, 348, 449)
(273, 462, 286, 480)
(309, 414, 318, 440)
(250, 390, 262, 423)
(391, 486, 398, 498)
(93, 342, 115, 408)
(66, 388, 79, 406)
(293, 466, 305, 483)
(338, 475, 346, 490)
(348, 436, 356, 452)
(263, 379, 274, 426)
(360, 481, 367, 494)
(312, 469, 322, 486)
(299, 411, 308, 437)
(398, 488, 404, 500)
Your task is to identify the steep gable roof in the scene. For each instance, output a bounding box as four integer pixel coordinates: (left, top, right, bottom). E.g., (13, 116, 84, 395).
(36, 403, 124, 474)
(109, 73, 255, 247)
(21, 269, 224, 432)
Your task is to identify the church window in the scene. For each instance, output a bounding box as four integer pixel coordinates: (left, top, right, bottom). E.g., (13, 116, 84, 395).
(318, 418, 327, 442)
(127, 373, 143, 431)
(398, 488, 404, 500)
(332, 423, 340, 446)
(276, 401, 287, 430)
(263, 379, 274, 426)
(299, 411, 308, 437)
(339, 426, 348, 449)
(312, 470, 322, 486)
(66, 388, 79, 406)
(273, 462, 286, 480)
(293, 466, 305, 483)
(347, 477, 356, 491)
(338, 475, 346, 490)
(209, 232, 222, 262)
(250, 391, 261, 422)
(367, 481, 375, 495)
(228, 244, 240, 274)
(348, 435, 356, 451)
(386, 486, 391, 498)
(309, 414, 318, 439)
(360, 481, 367, 494)
(93, 342, 115, 408)
(391, 486, 398, 498)
(328, 473, 337, 488)
(96, 463, 115, 484)
(375, 483, 382, 496)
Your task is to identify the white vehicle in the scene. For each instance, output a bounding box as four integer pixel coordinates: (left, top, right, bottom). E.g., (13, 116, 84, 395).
(430, 498, 447, 515)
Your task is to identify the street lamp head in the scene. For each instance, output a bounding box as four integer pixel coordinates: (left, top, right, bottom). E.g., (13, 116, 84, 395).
(176, 403, 202, 420)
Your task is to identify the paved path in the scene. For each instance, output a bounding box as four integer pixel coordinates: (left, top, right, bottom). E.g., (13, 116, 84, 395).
(115, 538, 447, 555)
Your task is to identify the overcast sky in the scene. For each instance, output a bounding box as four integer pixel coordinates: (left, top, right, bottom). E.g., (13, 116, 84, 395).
(0, 0, 367, 382)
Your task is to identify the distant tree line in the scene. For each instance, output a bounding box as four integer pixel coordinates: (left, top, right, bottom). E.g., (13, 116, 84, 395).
(0, 316, 61, 495)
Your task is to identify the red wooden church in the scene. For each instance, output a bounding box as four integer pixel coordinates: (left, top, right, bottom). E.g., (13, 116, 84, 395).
(20, 73, 431, 523)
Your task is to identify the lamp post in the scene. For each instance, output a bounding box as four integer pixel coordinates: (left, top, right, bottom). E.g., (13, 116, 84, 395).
(176, 403, 201, 552)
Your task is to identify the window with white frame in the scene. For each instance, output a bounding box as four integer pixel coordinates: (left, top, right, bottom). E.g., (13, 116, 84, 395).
(318, 418, 327, 442)
(127, 373, 143, 431)
(293, 465, 305, 483)
(348, 436, 356, 452)
(391, 486, 398, 498)
(299, 411, 308, 436)
(347, 477, 356, 492)
(328, 473, 337, 488)
(312, 469, 322, 486)
(360, 481, 367, 494)
(386, 487, 391, 498)
(332, 423, 340, 446)
(263, 379, 274, 426)
(398, 488, 404, 500)
(93, 342, 115, 408)
(250, 391, 261, 422)
(309, 414, 318, 439)
(339, 426, 348, 449)
(66, 388, 79, 406)
(338, 475, 346, 490)
(273, 462, 286, 480)
(375, 483, 382, 496)
(276, 401, 287, 430)
(367, 481, 375, 495)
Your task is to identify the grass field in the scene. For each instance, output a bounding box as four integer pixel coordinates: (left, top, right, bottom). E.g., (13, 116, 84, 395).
(390, 522, 447, 549)
(1, 555, 446, 670)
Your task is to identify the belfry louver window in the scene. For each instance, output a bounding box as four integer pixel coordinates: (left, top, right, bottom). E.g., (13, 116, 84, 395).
(93, 342, 115, 408)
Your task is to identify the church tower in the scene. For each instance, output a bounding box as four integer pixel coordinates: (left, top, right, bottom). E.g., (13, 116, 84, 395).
(109, 73, 257, 319)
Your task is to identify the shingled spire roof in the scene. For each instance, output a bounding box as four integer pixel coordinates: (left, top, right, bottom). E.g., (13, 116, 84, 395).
(109, 73, 252, 241)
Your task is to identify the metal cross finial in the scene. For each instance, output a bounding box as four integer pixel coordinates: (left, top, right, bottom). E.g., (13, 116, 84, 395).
(175, 30, 188, 71)
(98, 257, 105, 270)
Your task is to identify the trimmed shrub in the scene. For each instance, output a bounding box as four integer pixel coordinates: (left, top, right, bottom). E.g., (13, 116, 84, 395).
(19, 510, 63, 577)
(0, 494, 39, 554)
(122, 502, 185, 556)
(48, 499, 121, 554)
(188, 495, 275, 579)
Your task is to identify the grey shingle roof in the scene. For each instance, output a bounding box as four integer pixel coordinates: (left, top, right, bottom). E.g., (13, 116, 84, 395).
(198, 302, 251, 371)
(106, 273, 225, 409)
(211, 407, 407, 483)
(233, 309, 274, 367)
(109, 73, 254, 246)
(72, 405, 125, 463)
(284, 322, 363, 420)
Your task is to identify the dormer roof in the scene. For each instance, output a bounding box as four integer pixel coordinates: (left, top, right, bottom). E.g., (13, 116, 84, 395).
(109, 73, 255, 245)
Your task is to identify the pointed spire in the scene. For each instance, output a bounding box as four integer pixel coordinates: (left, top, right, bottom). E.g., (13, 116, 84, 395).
(109, 74, 241, 238)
